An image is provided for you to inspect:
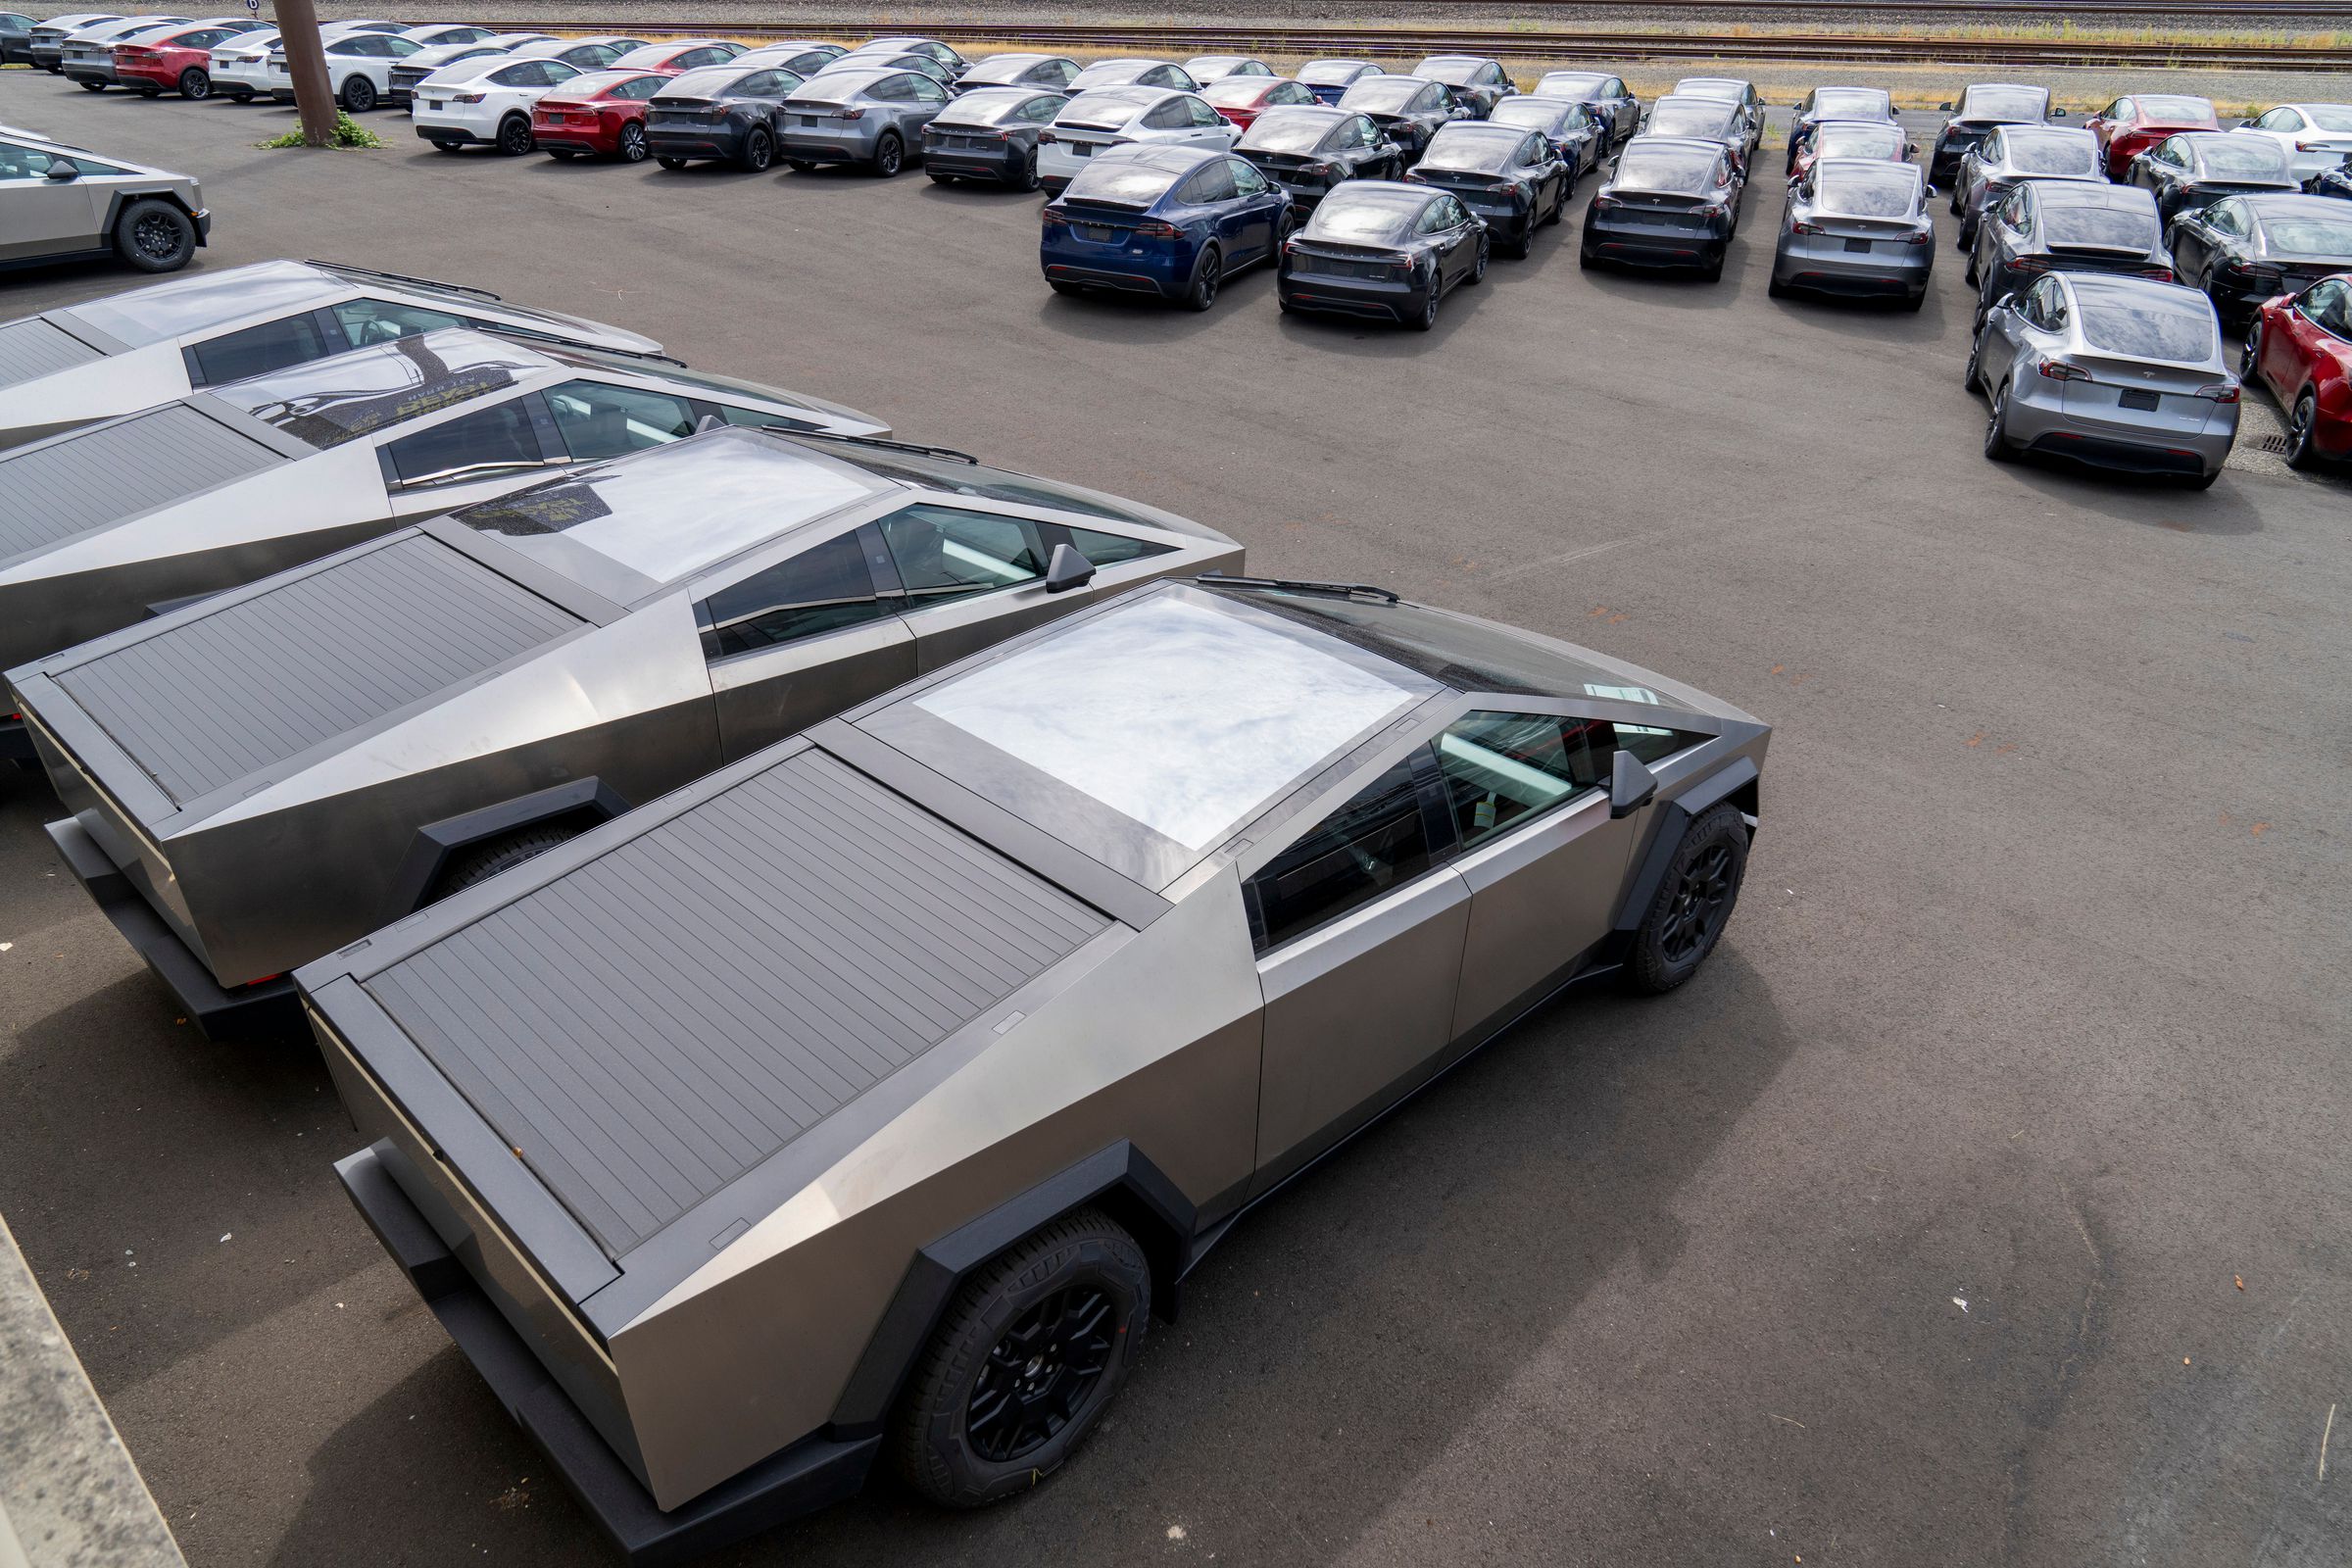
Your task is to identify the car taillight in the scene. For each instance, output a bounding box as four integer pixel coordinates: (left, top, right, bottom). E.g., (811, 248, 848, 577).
(2194, 380, 2241, 402)
(2140, 266, 2175, 281)
(1791, 219, 1824, 235)
(2012, 255, 2050, 272)
(1906, 228, 1933, 246)
(1591, 194, 1618, 211)
(450, 91, 484, 103)
(1038, 129, 1057, 143)
(1134, 220, 1181, 238)
(1042, 211, 1068, 228)
(2037, 360, 2089, 381)
(836, 106, 864, 120)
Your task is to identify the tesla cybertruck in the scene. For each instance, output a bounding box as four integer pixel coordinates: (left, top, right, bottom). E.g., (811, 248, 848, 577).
(14, 426, 1239, 1034)
(0, 327, 885, 762)
(310, 576, 1768, 1562)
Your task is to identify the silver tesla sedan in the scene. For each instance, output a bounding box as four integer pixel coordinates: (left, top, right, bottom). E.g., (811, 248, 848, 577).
(1769, 158, 1936, 308)
(1970, 270, 2239, 485)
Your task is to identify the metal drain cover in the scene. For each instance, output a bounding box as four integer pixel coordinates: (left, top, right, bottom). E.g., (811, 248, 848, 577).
(2259, 436, 2292, 455)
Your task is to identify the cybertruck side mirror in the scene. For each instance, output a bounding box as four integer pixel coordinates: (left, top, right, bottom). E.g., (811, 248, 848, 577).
(44, 159, 78, 181)
(1609, 751, 1658, 819)
(1043, 542, 1096, 594)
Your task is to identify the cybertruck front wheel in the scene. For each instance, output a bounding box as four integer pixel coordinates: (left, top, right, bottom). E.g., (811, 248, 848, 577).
(1625, 804, 1748, 994)
(892, 1208, 1150, 1508)
(435, 823, 580, 898)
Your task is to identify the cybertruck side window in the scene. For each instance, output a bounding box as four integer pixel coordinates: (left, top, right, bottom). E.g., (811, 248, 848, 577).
(379, 401, 547, 488)
(187, 312, 331, 386)
(331, 297, 466, 348)
(879, 503, 1050, 606)
(1435, 710, 1608, 850)
(1245, 753, 1436, 953)
(1064, 524, 1173, 566)
(542, 379, 696, 459)
(698, 529, 890, 661)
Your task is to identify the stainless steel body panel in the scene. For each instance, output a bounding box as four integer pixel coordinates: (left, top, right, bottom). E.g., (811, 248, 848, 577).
(1448, 789, 1639, 1037)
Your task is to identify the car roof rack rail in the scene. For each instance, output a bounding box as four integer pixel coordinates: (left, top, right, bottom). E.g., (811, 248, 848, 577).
(1197, 572, 1400, 604)
(790, 430, 980, 466)
(308, 259, 504, 302)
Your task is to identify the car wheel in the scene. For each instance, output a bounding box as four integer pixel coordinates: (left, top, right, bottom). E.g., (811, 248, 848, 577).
(1984, 379, 2017, 463)
(1183, 245, 1222, 312)
(1469, 234, 1490, 283)
(1767, 275, 1791, 300)
(1010, 145, 1040, 191)
(2186, 466, 2223, 489)
(435, 823, 580, 899)
(618, 122, 648, 163)
(1963, 251, 1980, 287)
(1964, 329, 1986, 392)
(1049, 279, 1084, 296)
(1412, 274, 1443, 331)
(890, 1208, 1149, 1508)
(2286, 389, 2322, 470)
(177, 67, 209, 99)
(430, 137, 465, 153)
(340, 74, 375, 114)
(1955, 219, 1975, 253)
(80, 79, 103, 91)
(873, 131, 904, 177)
(496, 114, 533, 157)
(1700, 245, 1725, 283)
(1902, 287, 1927, 313)
(2238, 318, 2262, 380)
(657, 155, 688, 171)
(227, 88, 252, 102)
(740, 125, 774, 172)
(1578, 242, 1596, 271)
(114, 199, 195, 273)
(1625, 804, 1748, 994)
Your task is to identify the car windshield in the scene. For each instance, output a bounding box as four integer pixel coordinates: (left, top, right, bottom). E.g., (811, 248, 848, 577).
(1649, 102, 1734, 137)
(2041, 198, 2157, 249)
(1201, 78, 1273, 106)
(1304, 187, 1426, 242)
(1675, 79, 1744, 100)
(1490, 100, 1569, 131)
(1242, 588, 1671, 701)
(1960, 86, 2045, 122)
(2303, 106, 2352, 132)
(2195, 137, 2286, 175)
(1814, 123, 1903, 159)
(59, 259, 333, 348)
(1423, 126, 1523, 173)
(1538, 73, 1606, 95)
(1298, 62, 1364, 85)
(209, 331, 543, 451)
(809, 442, 1188, 527)
(1063, 158, 1181, 205)
(1343, 78, 1425, 114)
(454, 430, 884, 599)
(1412, 57, 1482, 85)
(2140, 96, 2217, 125)
(2006, 131, 2096, 173)
(1242, 111, 1341, 152)
(2259, 212, 2352, 256)
(789, 72, 882, 103)
(1071, 60, 1152, 84)
(2073, 282, 2216, 362)
(1812, 88, 1886, 117)
(1816, 163, 1918, 216)
(660, 66, 753, 98)
(1614, 142, 1716, 191)
(860, 584, 1441, 887)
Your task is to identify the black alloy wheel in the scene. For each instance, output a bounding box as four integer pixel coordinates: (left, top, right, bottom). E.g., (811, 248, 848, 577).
(618, 122, 648, 162)
(1658, 842, 1737, 966)
(1964, 329, 1984, 392)
(1469, 232, 1490, 282)
(740, 125, 773, 172)
(177, 67, 208, 99)
(1984, 380, 2016, 462)
(1627, 804, 1749, 992)
(116, 200, 195, 272)
(1413, 272, 1443, 330)
(496, 114, 533, 156)
(341, 74, 374, 113)
(2239, 319, 2262, 380)
(1184, 244, 1222, 311)
(962, 1285, 1120, 1464)
(2286, 390, 2321, 470)
(1010, 144, 1039, 190)
(873, 130, 903, 176)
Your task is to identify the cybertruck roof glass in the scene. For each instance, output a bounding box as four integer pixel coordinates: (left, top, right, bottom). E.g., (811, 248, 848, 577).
(810, 442, 1193, 529)
(56, 259, 337, 347)
(452, 428, 887, 600)
(860, 583, 1441, 887)
(209, 329, 551, 450)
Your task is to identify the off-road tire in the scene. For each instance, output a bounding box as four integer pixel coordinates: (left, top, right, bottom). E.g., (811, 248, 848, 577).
(1625, 804, 1748, 994)
(436, 823, 581, 898)
(115, 199, 195, 272)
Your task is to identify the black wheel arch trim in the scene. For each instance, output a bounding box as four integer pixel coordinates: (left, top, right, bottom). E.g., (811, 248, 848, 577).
(828, 1140, 1197, 1439)
(385, 776, 631, 922)
(1608, 755, 1760, 939)
(98, 189, 209, 254)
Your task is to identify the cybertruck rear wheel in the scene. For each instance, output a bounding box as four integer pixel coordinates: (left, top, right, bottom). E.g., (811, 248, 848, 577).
(893, 1208, 1150, 1508)
(1626, 804, 1748, 994)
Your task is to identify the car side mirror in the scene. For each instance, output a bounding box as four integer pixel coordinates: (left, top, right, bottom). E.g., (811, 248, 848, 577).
(1937, 101, 1953, 112)
(44, 159, 78, 181)
(2049, 108, 2067, 120)
(1043, 542, 1096, 595)
(1923, 183, 1938, 199)
(1609, 751, 1658, 819)
(2237, 118, 2256, 128)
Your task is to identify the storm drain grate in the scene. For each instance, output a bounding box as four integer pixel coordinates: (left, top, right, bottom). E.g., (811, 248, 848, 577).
(2259, 436, 2293, 455)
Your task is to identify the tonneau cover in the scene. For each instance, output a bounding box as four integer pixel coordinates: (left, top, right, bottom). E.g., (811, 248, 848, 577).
(361, 748, 1112, 1260)
(0, 405, 281, 563)
(52, 533, 583, 808)
(0, 317, 105, 390)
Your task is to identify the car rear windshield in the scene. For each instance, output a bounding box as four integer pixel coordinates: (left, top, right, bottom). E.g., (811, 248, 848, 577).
(1812, 88, 1886, 117)
(788, 72, 882, 103)
(1241, 111, 1341, 152)
(1201, 77, 1272, 106)
(210, 331, 542, 450)
(1814, 123, 1904, 159)
(454, 430, 884, 598)
(1959, 86, 2045, 122)
(1614, 143, 1716, 191)
(2005, 131, 2096, 173)
(932, 92, 1026, 126)
(1489, 101, 1568, 131)
(861, 584, 1440, 887)
(2042, 199, 2156, 249)
(1298, 61, 1364, 84)
(2140, 96, 2217, 125)
(660, 65, 751, 98)
(1343, 78, 1424, 113)
(1071, 61, 1151, 84)
(2259, 212, 2352, 256)
(965, 54, 1043, 79)
(1062, 159, 1180, 205)
(1816, 164, 1918, 216)
(2075, 284, 2217, 362)
(2304, 106, 2352, 132)
(1303, 188, 1425, 242)
(1059, 87, 1154, 125)
(1539, 73, 1606, 95)
(556, 70, 638, 96)
(2195, 137, 2287, 175)
(1423, 126, 1522, 173)
(1412, 57, 1481, 85)
(1648, 102, 1734, 138)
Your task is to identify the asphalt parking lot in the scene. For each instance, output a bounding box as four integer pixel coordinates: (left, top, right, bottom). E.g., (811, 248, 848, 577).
(3, 71, 2350, 1568)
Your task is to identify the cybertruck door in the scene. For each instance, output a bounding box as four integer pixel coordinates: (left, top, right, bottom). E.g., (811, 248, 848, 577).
(878, 499, 1103, 671)
(0, 148, 108, 261)
(1243, 744, 1470, 1197)
(695, 519, 916, 760)
(1432, 709, 1647, 1046)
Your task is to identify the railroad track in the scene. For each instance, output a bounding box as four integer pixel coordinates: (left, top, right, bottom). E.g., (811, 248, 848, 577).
(491, 19, 2352, 70)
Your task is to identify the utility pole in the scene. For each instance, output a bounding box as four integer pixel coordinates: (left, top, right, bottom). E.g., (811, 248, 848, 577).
(271, 0, 338, 146)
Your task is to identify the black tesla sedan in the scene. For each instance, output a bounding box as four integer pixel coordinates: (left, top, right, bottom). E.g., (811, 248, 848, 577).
(645, 63, 807, 171)
(2169, 192, 2352, 320)
(1405, 122, 1570, 257)
(1235, 107, 1405, 209)
(1277, 180, 1489, 329)
(2129, 132, 2298, 220)
(1580, 135, 1744, 279)
(1336, 74, 1465, 164)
